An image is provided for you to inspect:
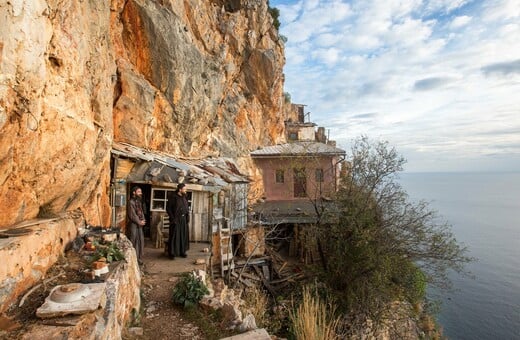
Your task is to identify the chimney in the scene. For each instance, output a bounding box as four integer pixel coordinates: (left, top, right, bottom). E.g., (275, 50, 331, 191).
(316, 127, 326, 143)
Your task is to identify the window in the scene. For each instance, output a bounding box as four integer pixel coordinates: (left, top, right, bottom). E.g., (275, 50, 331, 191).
(275, 169, 285, 183)
(293, 168, 306, 197)
(150, 188, 175, 211)
(288, 132, 298, 140)
(315, 168, 324, 182)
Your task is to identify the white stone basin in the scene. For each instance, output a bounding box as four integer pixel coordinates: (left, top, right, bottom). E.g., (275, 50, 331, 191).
(49, 283, 89, 303)
(37, 282, 106, 318)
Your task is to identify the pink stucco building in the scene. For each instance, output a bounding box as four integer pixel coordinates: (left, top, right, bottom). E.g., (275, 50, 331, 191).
(251, 141, 345, 201)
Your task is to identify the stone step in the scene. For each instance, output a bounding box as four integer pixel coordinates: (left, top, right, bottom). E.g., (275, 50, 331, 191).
(218, 328, 271, 340)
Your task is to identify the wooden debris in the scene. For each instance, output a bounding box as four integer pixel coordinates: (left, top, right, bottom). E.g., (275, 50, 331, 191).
(253, 266, 277, 297)
(261, 265, 270, 281)
(240, 272, 261, 281)
(270, 272, 304, 284)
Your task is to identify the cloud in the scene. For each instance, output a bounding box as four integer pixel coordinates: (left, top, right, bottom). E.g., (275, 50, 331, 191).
(482, 0, 520, 22)
(272, 0, 520, 171)
(351, 112, 378, 120)
(311, 47, 341, 65)
(475, 127, 520, 137)
(481, 59, 520, 76)
(423, 0, 470, 14)
(450, 15, 472, 28)
(413, 77, 455, 91)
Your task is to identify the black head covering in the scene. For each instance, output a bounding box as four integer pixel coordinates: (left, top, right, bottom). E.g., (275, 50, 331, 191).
(131, 186, 141, 195)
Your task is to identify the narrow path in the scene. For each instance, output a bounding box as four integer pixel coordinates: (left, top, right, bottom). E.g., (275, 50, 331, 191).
(124, 241, 211, 340)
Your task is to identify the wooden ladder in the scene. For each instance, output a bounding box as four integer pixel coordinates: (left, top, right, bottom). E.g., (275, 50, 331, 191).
(219, 219, 234, 278)
(161, 215, 170, 255)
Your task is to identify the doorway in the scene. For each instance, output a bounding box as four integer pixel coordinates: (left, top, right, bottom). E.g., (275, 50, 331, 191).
(293, 168, 306, 197)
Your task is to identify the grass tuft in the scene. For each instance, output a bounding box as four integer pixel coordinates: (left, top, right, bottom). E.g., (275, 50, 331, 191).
(289, 286, 340, 340)
(242, 286, 268, 327)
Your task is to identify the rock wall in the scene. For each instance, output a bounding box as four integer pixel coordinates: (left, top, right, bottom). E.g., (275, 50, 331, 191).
(0, 212, 82, 314)
(0, 0, 115, 228)
(0, 0, 285, 228)
(16, 236, 141, 340)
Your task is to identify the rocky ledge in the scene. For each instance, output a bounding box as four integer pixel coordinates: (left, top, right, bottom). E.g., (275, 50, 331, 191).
(0, 216, 141, 339)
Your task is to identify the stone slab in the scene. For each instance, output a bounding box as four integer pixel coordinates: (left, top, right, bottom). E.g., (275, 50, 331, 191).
(219, 328, 271, 340)
(36, 283, 106, 318)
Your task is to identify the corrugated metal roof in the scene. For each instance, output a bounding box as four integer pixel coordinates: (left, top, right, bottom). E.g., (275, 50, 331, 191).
(111, 142, 228, 188)
(112, 142, 192, 171)
(250, 141, 345, 157)
(185, 158, 249, 183)
(250, 199, 338, 225)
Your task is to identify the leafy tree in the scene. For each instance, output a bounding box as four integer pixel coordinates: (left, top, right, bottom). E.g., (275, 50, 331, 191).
(283, 91, 291, 103)
(319, 136, 471, 315)
(268, 5, 281, 31)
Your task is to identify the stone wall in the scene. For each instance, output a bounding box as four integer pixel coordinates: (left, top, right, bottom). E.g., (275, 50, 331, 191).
(16, 236, 141, 340)
(0, 213, 82, 314)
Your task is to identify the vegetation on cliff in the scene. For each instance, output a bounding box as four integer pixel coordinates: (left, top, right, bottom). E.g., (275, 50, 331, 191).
(292, 136, 471, 337)
(204, 136, 470, 339)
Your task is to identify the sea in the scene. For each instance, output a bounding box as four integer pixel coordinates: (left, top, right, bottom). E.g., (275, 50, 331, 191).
(398, 172, 520, 340)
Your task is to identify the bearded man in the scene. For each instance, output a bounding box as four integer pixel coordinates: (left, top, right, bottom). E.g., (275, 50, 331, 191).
(166, 183, 190, 259)
(128, 186, 146, 265)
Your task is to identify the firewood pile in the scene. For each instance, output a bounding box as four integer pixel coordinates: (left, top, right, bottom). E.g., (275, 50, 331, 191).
(228, 246, 305, 296)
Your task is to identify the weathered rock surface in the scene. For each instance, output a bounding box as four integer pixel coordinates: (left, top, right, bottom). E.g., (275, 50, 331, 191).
(0, 0, 285, 228)
(0, 213, 81, 314)
(219, 328, 271, 340)
(0, 0, 115, 228)
(13, 235, 141, 340)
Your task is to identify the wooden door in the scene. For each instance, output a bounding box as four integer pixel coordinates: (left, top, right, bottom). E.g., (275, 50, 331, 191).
(293, 168, 306, 197)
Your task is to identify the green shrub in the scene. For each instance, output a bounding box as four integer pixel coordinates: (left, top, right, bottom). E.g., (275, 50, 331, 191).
(268, 6, 281, 31)
(93, 241, 125, 263)
(172, 273, 209, 308)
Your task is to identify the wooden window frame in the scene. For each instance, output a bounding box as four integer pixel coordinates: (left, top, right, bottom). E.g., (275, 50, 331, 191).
(315, 168, 324, 182)
(275, 169, 285, 183)
(150, 188, 175, 212)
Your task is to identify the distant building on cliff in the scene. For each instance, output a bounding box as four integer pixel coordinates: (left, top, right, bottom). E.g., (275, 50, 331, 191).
(250, 104, 345, 263)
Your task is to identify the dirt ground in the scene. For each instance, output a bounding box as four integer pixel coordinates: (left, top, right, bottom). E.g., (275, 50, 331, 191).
(125, 240, 214, 340)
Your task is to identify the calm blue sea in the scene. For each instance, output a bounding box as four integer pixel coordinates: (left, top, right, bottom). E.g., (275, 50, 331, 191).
(399, 172, 520, 340)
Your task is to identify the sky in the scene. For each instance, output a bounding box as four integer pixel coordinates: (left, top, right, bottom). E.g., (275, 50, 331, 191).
(270, 0, 520, 172)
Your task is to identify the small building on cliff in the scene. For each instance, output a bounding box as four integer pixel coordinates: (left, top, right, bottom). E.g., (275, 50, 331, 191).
(110, 143, 249, 246)
(250, 104, 346, 263)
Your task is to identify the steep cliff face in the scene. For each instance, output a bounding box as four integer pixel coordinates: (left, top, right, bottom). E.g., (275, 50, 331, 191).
(0, 0, 115, 228)
(0, 0, 285, 228)
(113, 0, 285, 157)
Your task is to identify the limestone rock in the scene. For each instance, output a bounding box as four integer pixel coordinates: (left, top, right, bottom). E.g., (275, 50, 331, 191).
(0, 0, 115, 227)
(219, 328, 271, 340)
(1, 0, 285, 228)
(238, 313, 257, 333)
(36, 283, 107, 319)
(221, 300, 243, 329)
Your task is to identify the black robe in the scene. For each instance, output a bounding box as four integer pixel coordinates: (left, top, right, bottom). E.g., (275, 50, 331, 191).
(166, 191, 190, 257)
(127, 197, 145, 261)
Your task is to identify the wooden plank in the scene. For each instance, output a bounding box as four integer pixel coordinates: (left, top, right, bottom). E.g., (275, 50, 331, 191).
(240, 272, 261, 281)
(262, 265, 270, 281)
(253, 266, 277, 297)
(270, 272, 304, 284)
(234, 256, 271, 266)
(238, 277, 254, 288)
